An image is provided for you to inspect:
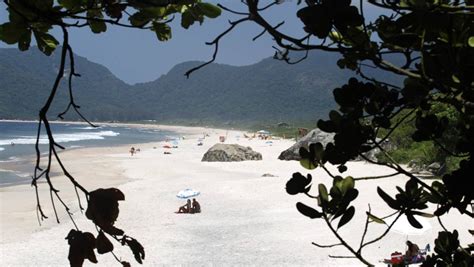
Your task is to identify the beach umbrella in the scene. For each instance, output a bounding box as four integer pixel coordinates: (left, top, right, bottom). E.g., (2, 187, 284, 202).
(176, 189, 200, 199)
(387, 215, 432, 236)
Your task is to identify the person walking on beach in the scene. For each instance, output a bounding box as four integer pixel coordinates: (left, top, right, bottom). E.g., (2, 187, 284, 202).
(129, 147, 135, 156)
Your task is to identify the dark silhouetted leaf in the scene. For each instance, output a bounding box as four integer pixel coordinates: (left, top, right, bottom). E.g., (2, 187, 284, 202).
(343, 188, 359, 203)
(33, 31, 58, 56)
(434, 205, 451, 216)
(377, 187, 400, 210)
(86, 188, 125, 235)
(197, 3, 221, 18)
(337, 206, 355, 229)
(286, 172, 312, 195)
(411, 211, 434, 218)
(124, 237, 145, 264)
(406, 213, 423, 229)
(152, 22, 171, 41)
(65, 229, 97, 267)
(96, 231, 114, 254)
(337, 164, 347, 173)
(87, 10, 107, 33)
(296, 202, 323, 219)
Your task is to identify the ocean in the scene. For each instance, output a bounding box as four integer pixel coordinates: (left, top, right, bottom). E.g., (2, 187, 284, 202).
(0, 121, 178, 186)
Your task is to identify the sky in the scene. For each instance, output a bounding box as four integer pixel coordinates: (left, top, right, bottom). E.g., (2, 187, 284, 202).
(0, 1, 382, 85)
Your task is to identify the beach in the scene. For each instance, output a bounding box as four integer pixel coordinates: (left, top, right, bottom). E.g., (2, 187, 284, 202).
(0, 124, 472, 266)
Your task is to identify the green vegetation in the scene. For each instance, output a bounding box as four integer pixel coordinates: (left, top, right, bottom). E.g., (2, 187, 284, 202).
(1, 48, 361, 125)
(377, 103, 465, 174)
(246, 121, 317, 139)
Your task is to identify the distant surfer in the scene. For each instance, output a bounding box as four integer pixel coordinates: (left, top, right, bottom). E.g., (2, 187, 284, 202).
(10, 142, 14, 146)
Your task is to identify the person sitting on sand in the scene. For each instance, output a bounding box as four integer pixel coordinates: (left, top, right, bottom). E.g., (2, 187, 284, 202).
(177, 199, 191, 213)
(192, 198, 201, 213)
(405, 240, 420, 262)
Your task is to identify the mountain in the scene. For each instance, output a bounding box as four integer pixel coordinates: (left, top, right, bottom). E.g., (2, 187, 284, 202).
(0, 47, 400, 126)
(0, 48, 139, 121)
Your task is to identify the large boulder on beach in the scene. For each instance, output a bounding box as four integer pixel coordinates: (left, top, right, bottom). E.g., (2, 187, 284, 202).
(278, 129, 334, 160)
(279, 128, 391, 162)
(202, 144, 262, 162)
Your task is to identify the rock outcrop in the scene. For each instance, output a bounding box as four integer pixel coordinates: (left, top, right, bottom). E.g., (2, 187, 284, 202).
(278, 128, 391, 162)
(278, 129, 334, 161)
(202, 144, 262, 162)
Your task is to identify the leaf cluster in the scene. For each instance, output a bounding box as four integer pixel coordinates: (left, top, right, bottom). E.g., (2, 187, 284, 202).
(0, 0, 221, 55)
(66, 188, 145, 266)
(288, 173, 358, 229)
(276, 1, 474, 264)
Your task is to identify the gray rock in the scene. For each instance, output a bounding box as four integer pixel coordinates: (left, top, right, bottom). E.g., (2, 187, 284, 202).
(202, 144, 262, 162)
(427, 162, 441, 171)
(278, 128, 390, 162)
(427, 162, 446, 175)
(278, 129, 334, 161)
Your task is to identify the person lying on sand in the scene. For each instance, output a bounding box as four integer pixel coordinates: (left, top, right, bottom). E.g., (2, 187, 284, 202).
(177, 199, 191, 213)
(192, 198, 201, 213)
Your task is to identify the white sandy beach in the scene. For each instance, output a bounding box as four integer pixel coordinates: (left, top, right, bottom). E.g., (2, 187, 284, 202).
(0, 124, 472, 266)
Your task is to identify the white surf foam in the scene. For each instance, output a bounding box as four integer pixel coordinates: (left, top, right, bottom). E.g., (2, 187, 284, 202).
(0, 131, 120, 145)
(74, 126, 101, 130)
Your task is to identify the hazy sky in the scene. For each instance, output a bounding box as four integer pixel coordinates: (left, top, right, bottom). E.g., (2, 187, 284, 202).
(0, 1, 382, 84)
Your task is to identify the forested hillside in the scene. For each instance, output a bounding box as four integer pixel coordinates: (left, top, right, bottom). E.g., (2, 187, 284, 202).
(0, 47, 399, 126)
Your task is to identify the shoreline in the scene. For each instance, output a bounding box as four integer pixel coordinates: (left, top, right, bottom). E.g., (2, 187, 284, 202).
(0, 121, 230, 188)
(0, 119, 233, 132)
(0, 124, 237, 243)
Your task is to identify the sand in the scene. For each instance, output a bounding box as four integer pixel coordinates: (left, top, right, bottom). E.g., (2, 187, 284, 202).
(0, 124, 472, 266)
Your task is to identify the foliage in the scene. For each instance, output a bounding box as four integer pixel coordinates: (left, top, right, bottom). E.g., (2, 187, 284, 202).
(0, 49, 350, 124)
(210, 0, 473, 266)
(377, 103, 466, 174)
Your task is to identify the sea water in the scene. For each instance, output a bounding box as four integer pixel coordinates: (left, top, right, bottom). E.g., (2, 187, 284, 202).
(0, 121, 177, 186)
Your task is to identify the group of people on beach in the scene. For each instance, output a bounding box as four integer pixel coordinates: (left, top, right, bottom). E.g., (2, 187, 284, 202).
(176, 198, 201, 214)
(386, 240, 426, 265)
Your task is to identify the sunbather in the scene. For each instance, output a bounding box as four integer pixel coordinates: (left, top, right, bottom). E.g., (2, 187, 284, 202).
(177, 199, 191, 213)
(192, 198, 201, 213)
(405, 241, 420, 262)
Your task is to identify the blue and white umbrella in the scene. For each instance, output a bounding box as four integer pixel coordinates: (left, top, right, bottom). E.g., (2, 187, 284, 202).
(176, 189, 200, 199)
